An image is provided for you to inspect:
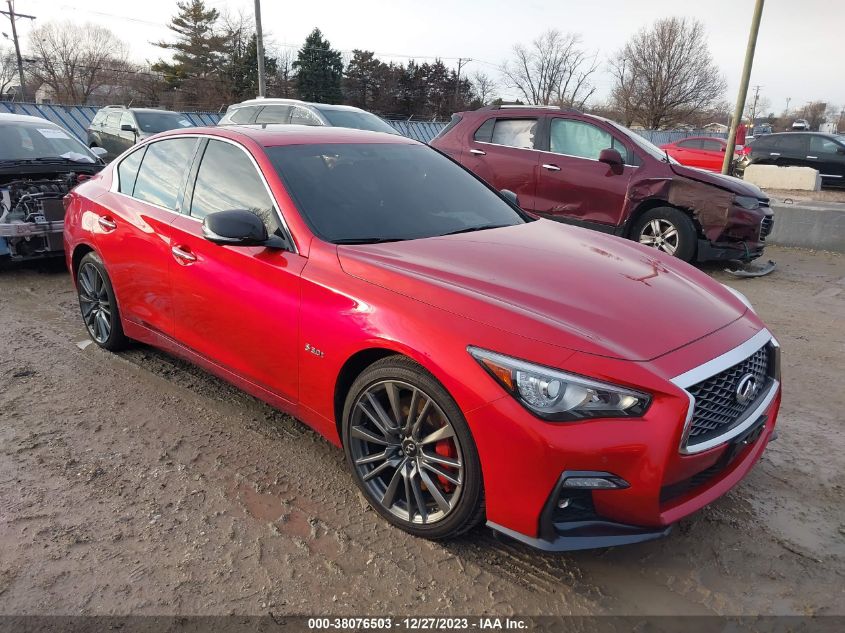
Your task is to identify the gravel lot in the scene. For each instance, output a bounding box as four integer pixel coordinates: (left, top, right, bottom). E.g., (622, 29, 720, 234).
(0, 246, 843, 616)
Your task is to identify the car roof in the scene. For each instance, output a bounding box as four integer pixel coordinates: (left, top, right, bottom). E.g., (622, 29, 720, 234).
(0, 112, 63, 125)
(228, 98, 370, 114)
(159, 123, 416, 147)
(675, 136, 726, 142)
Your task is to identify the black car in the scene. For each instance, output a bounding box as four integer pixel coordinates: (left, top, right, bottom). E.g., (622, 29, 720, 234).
(87, 106, 193, 160)
(740, 132, 845, 188)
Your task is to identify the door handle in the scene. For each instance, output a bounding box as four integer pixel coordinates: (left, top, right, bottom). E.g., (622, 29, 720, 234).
(171, 245, 197, 263)
(806, 155, 818, 159)
(542, 163, 561, 171)
(469, 149, 486, 156)
(97, 216, 117, 231)
(769, 152, 780, 157)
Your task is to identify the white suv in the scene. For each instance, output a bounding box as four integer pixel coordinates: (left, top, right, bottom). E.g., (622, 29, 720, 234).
(218, 98, 398, 134)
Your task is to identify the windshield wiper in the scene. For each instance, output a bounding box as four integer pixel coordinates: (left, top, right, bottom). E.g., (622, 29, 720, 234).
(333, 237, 407, 245)
(0, 157, 84, 166)
(439, 223, 514, 237)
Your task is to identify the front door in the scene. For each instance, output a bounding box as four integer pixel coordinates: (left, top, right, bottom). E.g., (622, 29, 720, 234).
(169, 138, 304, 402)
(534, 117, 634, 227)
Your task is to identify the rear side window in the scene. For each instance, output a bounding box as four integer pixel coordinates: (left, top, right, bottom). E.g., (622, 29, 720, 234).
(189, 140, 279, 234)
(256, 105, 292, 124)
(490, 119, 537, 149)
(117, 146, 145, 194)
(700, 139, 724, 152)
(677, 139, 703, 149)
(290, 107, 322, 126)
(550, 119, 628, 163)
(90, 111, 105, 126)
(227, 107, 257, 124)
(105, 112, 122, 128)
(432, 114, 462, 141)
(473, 118, 495, 143)
(771, 135, 807, 152)
(132, 138, 198, 210)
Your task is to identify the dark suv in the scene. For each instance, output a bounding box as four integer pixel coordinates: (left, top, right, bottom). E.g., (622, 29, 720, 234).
(432, 106, 774, 263)
(739, 132, 845, 188)
(87, 106, 193, 160)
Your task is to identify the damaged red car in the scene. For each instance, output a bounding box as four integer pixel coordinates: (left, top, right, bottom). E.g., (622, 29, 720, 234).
(64, 125, 781, 551)
(432, 106, 774, 263)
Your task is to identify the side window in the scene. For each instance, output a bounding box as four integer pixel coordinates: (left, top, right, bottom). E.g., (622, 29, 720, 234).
(809, 136, 841, 154)
(490, 118, 537, 149)
(117, 146, 146, 195)
(228, 107, 257, 124)
(473, 118, 495, 143)
(90, 111, 105, 127)
(105, 112, 122, 129)
(290, 106, 322, 126)
(256, 105, 292, 124)
(132, 138, 198, 210)
(775, 135, 807, 153)
(190, 140, 279, 235)
(120, 111, 135, 130)
(700, 139, 724, 152)
(677, 139, 702, 149)
(550, 119, 628, 163)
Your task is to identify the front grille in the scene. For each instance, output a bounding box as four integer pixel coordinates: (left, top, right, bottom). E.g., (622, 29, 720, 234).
(686, 345, 770, 447)
(760, 215, 774, 240)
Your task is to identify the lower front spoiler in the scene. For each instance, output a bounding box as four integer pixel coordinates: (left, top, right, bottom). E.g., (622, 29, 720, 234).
(487, 519, 671, 552)
(697, 238, 765, 263)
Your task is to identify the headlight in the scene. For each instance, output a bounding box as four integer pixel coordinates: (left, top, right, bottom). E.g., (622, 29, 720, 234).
(721, 283, 755, 312)
(734, 195, 760, 210)
(468, 347, 650, 421)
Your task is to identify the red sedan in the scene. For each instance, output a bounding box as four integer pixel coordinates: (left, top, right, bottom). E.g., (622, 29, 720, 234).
(63, 125, 781, 551)
(660, 136, 742, 172)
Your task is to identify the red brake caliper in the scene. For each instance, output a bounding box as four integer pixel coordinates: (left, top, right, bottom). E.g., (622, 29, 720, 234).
(434, 439, 457, 492)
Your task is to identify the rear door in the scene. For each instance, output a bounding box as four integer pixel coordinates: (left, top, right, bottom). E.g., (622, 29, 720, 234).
(169, 138, 305, 402)
(534, 116, 634, 226)
(101, 111, 123, 157)
(697, 138, 727, 171)
(463, 116, 540, 210)
(764, 134, 809, 167)
(92, 137, 199, 337)
(670, 138, 704, 168)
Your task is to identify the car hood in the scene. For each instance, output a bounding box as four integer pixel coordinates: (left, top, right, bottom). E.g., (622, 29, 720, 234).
(337, 221, 747, 361)
(669, 162, 765, 199)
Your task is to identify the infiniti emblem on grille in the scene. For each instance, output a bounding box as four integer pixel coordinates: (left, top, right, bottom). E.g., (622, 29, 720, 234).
(735, 373, 758, 405)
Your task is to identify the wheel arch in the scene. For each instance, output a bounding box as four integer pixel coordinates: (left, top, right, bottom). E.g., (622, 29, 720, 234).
(333, 347, 403, 439)
(71, 242, 96, 281)
(626, 199, 702, 238)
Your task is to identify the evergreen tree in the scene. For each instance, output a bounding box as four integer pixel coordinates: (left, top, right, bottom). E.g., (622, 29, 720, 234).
(344, 50, 384, 110)
(153, 0, 227, 87)
(293, 29, 343, 104)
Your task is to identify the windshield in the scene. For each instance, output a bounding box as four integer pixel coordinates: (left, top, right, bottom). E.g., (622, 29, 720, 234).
(268, 143, 526, 243)
(0, 121, 96, 163)
(134, 112, 193, 133)
(603, 119, 679, 164)
(315, 108, 398, 134)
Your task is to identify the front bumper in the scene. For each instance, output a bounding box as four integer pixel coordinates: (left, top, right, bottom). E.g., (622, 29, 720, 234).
(469, 327, 781, 551)
(0, 221, 64, 238)
(698, 205, 774, 263)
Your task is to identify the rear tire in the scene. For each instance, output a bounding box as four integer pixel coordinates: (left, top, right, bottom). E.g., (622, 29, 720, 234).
(76, 251, 129, 351)
(631, 207, 698, 262)
(342, 356, 484, 540)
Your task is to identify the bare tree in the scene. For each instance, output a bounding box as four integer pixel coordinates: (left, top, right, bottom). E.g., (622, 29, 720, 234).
(471, 70, 497, 105)
(27, 21, 128, 104)
(0, 47, 17, 96)
(501, 30, 597, 108)
(609, 17, 726, 129)
(803, 101, 828, 131)
(273, 48, 296, 98)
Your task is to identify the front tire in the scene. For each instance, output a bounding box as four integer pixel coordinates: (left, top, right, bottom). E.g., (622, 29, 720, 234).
(631, 207, 698, 262)
(342, 356, 484, 540)
(76, 251, 129, 351)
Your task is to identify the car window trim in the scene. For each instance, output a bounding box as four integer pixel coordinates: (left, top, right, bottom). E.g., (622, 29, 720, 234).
(110, 133, 298, 254)
(471, 116, 540, 152)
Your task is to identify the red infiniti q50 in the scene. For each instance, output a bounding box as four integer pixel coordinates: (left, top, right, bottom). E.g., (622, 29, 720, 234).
(64, 125, 781, 551)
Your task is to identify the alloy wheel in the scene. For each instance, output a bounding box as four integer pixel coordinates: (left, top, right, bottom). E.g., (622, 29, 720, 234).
(78, 262, 112, 344)
(639, 218, 680, 255)
(348, 380, 464, 525)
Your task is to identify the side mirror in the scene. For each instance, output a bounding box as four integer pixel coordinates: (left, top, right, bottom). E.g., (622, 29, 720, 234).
(598, 148, 624, 168)
(120, 124, 136, 133)
(500, 189, 519, 207)
(89, 146, 107, 158)
(202, 209, 271, 246)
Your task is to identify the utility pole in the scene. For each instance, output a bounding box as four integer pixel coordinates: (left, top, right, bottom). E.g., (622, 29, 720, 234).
(749, 84, 762, 123)
(784, 96, 791, 115)
(453, 58, 470, 111)
(253, 0, 266, 97)
(1, 0, 35, 103)
(722, 0, 765, 175)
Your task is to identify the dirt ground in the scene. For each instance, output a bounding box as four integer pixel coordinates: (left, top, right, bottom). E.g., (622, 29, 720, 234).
(0, 245, 843, 617)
